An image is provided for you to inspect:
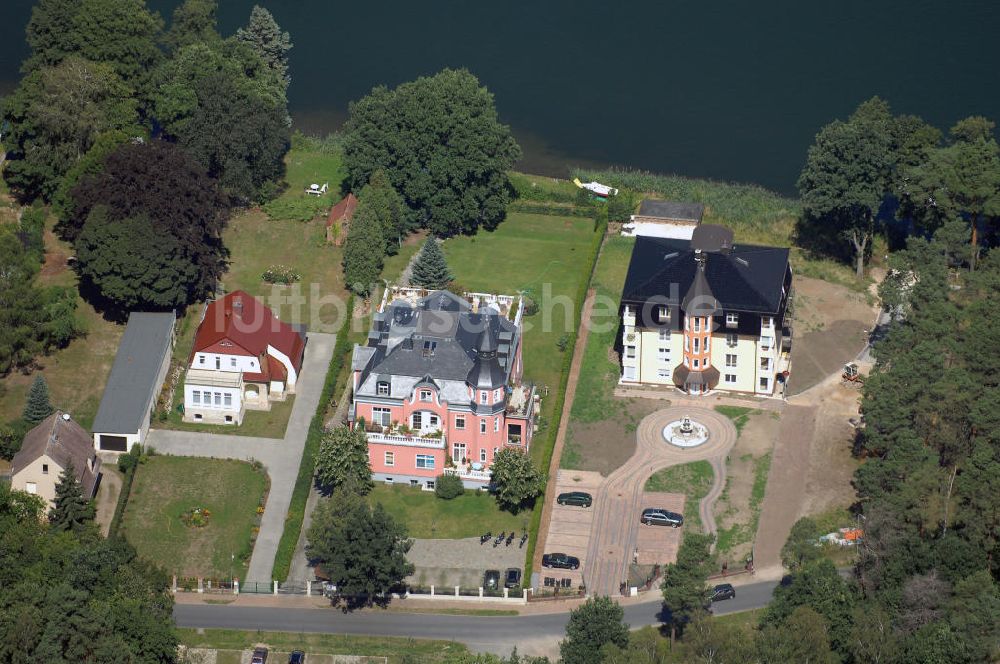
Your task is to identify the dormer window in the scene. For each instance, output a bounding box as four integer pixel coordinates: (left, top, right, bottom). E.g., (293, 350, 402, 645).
(419, 389, 432, 402)
(377, 381, 390, 396)
(726, 313, 739, 327)
(422, 341, 437, 357)
(657, 306, 669, 323)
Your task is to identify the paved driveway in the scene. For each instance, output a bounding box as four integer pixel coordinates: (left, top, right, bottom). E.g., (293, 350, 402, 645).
(146, 332, 336, 584)
(584, 407, 737, 596)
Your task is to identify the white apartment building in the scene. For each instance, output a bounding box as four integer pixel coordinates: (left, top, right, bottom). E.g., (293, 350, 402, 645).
(619, 225, 792, 396)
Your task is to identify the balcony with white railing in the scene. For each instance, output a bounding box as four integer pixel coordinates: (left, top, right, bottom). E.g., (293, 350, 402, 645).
(365, 430, 446, 449)
(444, 466, 492, 482)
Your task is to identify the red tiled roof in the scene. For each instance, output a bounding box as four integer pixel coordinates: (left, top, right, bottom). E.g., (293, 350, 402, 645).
(243, 355, 289, 384)
(192, 291, 305, 375)
(325, 193, 358, 228)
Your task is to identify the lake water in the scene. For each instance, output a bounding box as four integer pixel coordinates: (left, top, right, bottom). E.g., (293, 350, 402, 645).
(2, 0, 999, 194)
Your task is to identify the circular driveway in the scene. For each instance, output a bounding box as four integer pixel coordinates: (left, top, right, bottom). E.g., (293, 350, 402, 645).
(582, 406, 737, 596)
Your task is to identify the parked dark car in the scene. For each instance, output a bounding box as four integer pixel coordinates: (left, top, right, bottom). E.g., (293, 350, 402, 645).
(640, 508, 684, 527)
(251, 647, 268, 664)
(556, 491, 593, 507)
(504, 568, 522, 589)
(711, 583, 736, 602)
(288, 651, 305, 664)
(542, 553, 580, 570)
(484, 569, 501, 589)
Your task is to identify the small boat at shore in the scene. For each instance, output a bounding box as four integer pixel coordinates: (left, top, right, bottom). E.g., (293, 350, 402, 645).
(573, 178, 619, 198)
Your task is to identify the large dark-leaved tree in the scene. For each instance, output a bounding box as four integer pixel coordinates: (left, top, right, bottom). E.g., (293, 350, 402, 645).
(68, 140, 229, 312)
(1, 56, 139, 202)
(22, 0, 163, 94)
(343, 68, 522, 236)
(797, 98, 895, 279)
(305, 489, 413, 607)
(160, 67, 289, 204)
(900, 117, 1000, 270)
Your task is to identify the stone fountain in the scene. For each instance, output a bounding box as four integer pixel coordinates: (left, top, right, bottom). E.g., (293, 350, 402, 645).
(662, 415, 710, 448)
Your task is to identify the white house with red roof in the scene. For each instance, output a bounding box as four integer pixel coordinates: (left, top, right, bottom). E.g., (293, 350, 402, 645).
(183, 291, 306, 425)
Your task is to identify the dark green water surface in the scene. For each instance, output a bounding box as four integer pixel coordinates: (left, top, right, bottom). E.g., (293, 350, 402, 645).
(2, 0, 998, 193)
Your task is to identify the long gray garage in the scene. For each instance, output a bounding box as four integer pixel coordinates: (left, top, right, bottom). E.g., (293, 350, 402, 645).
(92, 312, 175, 453)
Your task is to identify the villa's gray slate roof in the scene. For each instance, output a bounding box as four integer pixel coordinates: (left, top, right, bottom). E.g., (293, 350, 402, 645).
(638, 200, 705, 222)
(92, 312, 175, 434)
(353, 291, 518, 404)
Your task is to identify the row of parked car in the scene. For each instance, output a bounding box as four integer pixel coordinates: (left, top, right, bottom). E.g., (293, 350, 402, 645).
(251, 648, 303, 663)
(484, 567, 522, 590)
(556, 492, 685, 527)
(543, 492, 686, 571)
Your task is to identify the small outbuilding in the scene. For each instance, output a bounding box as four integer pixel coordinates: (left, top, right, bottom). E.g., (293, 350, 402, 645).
(623, 199, 705, 240)
(11, 411, 101, 509)
(92, 312, 175, 453)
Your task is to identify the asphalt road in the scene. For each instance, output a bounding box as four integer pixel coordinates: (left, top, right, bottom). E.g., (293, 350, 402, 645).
(174, 579, 777, 653)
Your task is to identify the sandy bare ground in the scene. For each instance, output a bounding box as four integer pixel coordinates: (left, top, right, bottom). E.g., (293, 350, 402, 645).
(94, 465, 123, 537)
(753, 404, 816, 573)
(786, 276, 877, 395)
(713, 410, 781, 564)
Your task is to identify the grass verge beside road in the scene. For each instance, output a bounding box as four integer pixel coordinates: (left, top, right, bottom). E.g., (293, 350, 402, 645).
(368, 484, 528, 539)
(177, 628, 469, 664)
(121, 456, 267, 579)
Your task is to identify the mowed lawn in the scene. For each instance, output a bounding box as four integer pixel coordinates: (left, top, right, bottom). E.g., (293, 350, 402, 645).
(368, 484, 529, 539)
(221, 211, 348, 332)
(122, 456, 267, 578)
(569, 235, 635, 425)
(443, 212, 598, 466)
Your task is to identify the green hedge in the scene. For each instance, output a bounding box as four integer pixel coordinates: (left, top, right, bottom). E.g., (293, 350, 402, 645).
(522, 216, 607, 585)
(508, 201, 593, 218)
(108, 445, 143, 537)
(272, 295, 355, 581)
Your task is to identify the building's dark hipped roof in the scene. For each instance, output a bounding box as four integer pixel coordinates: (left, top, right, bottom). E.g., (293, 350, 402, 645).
(622, 236, 790, 314)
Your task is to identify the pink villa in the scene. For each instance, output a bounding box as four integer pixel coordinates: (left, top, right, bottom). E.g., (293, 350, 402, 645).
(350, 287, 539, 489)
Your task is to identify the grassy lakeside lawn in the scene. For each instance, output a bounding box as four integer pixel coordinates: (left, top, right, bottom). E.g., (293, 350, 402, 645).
(644, 460, 714, 531)
(573, 168, 869, 291)
(368, 483, 528, 539)
(177, 628, 469, 664)
(121, 456, 267, 578)
(442, 212, 598, 469)
(221, 210, 348, 332)
(560, 235, 637, 471)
